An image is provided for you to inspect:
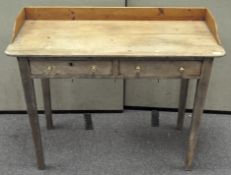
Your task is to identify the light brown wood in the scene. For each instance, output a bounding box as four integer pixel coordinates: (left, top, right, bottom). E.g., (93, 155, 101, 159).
(185, 59, 213, 170)
(5, 19, 225, 57)
(205, 9, 221, 45)
(24, 7, 206, 21)
(12, 9, 26, 42)
(119, 61, 202, 78)
(30, 61, 113, 78)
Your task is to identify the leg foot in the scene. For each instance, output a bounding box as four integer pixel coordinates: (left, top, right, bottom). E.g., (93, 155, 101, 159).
(185, 59, 213, 170)
(18, 58, 45, 169)
(151, 110, 159, 127)
(185, 165, 192, 171)
(84, 114, 93, 130)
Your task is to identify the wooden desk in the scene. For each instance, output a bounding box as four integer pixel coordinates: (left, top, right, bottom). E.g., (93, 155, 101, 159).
(5, 7, 225, 170)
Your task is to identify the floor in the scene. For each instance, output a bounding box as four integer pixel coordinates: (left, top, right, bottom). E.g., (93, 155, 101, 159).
(0, 111, 231, 175)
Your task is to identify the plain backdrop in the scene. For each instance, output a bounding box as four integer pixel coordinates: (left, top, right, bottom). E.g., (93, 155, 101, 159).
(0, 0, 230, 111)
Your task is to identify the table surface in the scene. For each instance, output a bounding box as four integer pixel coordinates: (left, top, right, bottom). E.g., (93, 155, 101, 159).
(5, 20, 225, 58)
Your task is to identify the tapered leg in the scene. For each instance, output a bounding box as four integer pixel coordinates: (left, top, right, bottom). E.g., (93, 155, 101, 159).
(84, 114, 93, 130)
(176, 79, 189, 130)
(18, 58, 45, 170)
(185, 59, 213, 170)
(151, 110, 159, 127)
(42, 79, 54, 130)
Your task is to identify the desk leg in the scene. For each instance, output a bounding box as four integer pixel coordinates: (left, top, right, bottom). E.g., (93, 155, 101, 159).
(42, 79, 54, 130)
(151, 110, 159, 127)
(18, 58, 45, 170)
(176, 79, 189, 130)
(84, 114, 94, 130)
(185, 59, 213, 170)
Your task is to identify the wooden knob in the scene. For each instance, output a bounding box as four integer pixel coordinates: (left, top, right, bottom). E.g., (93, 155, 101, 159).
(179, 67, 185, 73)
(47, 66, 55, 71)
(47, 66, 52, 71)
(135, 66, 141, 73)
(45, 66, 56, 75)
(91, 65, 97, 73)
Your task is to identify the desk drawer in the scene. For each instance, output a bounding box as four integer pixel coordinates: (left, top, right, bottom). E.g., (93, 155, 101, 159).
(119, 61, 202, 78)
(30, 61, 113, 78)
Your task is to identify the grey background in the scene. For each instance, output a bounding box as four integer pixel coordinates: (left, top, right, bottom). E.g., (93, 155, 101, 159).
(0, 0, 230, 111)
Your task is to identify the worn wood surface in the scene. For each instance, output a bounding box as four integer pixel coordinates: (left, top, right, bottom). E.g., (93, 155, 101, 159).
(119, 61, 202, 78)
(11, 9, 26, 42)
(176, 79, 189, 130)
(5, 8, 225, 58)
(30, 60, 202, 79)
(18, 58, 45, 170)
(42, 79, 54, 130)
(30, 61, 113, 78)
(24, 7, 207, 21)
(205, 9, 221, 44)
(185, 59, 213, 170)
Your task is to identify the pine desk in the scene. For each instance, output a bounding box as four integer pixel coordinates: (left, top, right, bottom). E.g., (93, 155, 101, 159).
(5, 7, 225, 170)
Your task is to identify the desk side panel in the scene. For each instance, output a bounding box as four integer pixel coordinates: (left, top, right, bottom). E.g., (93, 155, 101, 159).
(205, 9, 222, 45)
(11, 8, 26, 42)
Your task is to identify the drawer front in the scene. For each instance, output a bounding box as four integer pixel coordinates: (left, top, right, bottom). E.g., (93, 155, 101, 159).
(119, 61, 202, 78)
(30, 61, 113, 78)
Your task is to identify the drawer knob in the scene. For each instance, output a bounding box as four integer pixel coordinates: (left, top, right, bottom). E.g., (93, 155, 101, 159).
(135, 66, 141, 73)
(47, 66, 52, 71)
(91, 65, 97, 73)
(179, 67, 185, 73)
(47, 66, 56, 71)
(45, 65, 56, 75)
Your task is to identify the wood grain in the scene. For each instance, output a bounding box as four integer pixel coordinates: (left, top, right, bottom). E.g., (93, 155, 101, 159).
(119, 61, 202, 78)
(5, 20, 225, 57)
(30, 60, 202, 79)
(25, 7, 206, 20)
(30, 61, 113, 78)
(205, 9, 221, 45)
(12, 9, 26, 42)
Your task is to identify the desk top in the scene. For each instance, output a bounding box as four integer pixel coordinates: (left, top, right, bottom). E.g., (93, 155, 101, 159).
(5, 7, 225, 58)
